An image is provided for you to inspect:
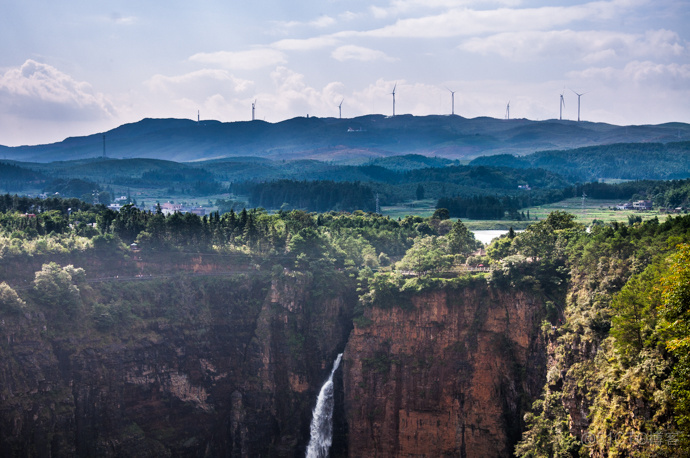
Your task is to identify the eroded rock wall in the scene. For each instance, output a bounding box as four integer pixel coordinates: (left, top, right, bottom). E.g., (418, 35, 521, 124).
(0, 270, 354, 457)
(343, 283, 546, 457)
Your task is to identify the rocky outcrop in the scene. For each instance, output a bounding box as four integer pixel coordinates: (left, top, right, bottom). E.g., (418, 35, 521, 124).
(343, 282, 547, 457)
(0, 270, 354, 457)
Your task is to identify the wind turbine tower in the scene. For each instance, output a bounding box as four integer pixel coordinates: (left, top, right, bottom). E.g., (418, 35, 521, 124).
(572, 90, 587, 122)
(505, 101, 510, 120)
(391, 83, 397, 117)
(559, 93, 565, 121)
(338, 99, 344, 119)
(252, 100, 256, 121)
(446, 88, 456, 115)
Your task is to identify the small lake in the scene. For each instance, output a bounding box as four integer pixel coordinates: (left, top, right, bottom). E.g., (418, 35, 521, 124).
(471, 230, 521, 245)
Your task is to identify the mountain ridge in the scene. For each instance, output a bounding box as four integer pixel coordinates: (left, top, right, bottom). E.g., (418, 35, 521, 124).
(2, 115, 688, 163)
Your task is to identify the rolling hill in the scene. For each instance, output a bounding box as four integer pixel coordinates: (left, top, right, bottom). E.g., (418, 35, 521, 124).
(2, 115, 688, 163)
(470, 141, 690, 181)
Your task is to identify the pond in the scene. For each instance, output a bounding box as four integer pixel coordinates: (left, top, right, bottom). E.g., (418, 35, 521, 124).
(471, 230, 522, 245)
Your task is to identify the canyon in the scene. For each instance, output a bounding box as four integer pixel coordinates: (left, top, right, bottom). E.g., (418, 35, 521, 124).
(0, 259, 548, 457)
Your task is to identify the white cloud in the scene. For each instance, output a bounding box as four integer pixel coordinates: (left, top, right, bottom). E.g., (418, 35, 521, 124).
(0, 60, 115, 120)
(370, 6, 389, 19)
(189, 48, 287, 70)
(331, 45, 397, 62)
(108, 12, 137, 25)
(624, 60, 690, 82)
(271, 15, 337, 31)
(374, 0, 523, 18)
(311, 15, 336, 28)
(146, 69, 253, 94)
(568, 60, 690, 85)
(458, 29, 687, 62)
(339, 11, 360, 21)
(271, 36, 341, 51)
(346, 0, 638, 39)
(257, 67, 344, 118)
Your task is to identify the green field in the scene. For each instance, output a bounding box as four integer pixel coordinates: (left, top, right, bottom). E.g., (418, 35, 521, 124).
(526, 197, 670, 226)
(382, 197, 674, 230)
(381, 199, 438, 219)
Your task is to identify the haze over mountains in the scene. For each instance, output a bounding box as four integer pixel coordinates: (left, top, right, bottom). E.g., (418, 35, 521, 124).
(2, 115, 688, 164)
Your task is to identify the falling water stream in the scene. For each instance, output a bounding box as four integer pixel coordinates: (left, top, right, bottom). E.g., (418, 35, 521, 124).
(305, 353, 343, 458)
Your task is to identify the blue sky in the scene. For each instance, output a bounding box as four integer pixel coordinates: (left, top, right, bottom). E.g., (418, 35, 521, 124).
(1, 0, 689, 146)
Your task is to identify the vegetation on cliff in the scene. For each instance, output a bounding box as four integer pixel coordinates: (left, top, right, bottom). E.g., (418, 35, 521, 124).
(511, 214, 690, 457)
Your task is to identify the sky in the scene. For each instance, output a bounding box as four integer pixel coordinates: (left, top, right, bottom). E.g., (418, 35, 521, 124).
(1, 0, 689, 146)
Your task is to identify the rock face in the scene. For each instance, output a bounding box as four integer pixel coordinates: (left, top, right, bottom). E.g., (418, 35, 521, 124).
(0, 271, 354, 457)
(343, 283, 546, 457)
(0, 269, 546, 457)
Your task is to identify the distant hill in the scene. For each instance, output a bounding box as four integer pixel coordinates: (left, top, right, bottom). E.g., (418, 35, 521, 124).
(470, 141, 690, 181)
(2, 115, 688, 163)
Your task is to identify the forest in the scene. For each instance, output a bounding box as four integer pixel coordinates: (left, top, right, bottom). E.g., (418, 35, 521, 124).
(471, 141, 690, 181)
(2, 140, 689, 217)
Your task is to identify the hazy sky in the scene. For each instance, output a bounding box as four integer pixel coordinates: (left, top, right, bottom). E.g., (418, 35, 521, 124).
(1, 0, 689, 146)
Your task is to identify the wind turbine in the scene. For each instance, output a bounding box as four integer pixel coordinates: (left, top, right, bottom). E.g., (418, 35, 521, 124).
(338, 99, 344, 119)
(559, 92, 565, 121)
(447, 87, 456, 115)
(505, 101, 510, 120)
(251, 100, 256, 121)
(571, 90, 587, 122)
(391, 83, 397, 117)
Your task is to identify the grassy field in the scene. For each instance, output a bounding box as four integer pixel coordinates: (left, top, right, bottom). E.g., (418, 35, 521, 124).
(382, 197, 673, 229)
(381, 199, 438, 219)
(526, 197, 669, 226)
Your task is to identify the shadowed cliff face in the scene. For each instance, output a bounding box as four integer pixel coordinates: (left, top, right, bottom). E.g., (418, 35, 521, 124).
(0, 271, 354, 457)
(343, 284, 547, 457)
(0, 268, 545, 457)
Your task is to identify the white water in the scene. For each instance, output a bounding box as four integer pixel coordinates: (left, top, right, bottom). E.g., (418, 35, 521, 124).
(306, 353, 343, 458)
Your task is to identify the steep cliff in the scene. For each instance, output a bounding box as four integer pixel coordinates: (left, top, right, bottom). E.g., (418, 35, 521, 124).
(343, 279, 547, 457)
(0, 269, 355, 457)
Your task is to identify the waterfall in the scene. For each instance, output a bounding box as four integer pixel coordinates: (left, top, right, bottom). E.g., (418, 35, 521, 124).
(305, 353, 343, 458)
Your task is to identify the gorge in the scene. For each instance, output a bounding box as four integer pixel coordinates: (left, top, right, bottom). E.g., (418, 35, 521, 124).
(1, 207, 688, 457)
(0, 264, 549, 457)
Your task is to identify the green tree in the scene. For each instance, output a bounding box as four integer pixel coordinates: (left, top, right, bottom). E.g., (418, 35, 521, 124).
(446, 220, 480, 255)
(610, 264, 663, 360)
(97, 191, 112, 206)
(0, 282, 26, 313)
(416, 184, 425, 200)
(397, 236, 452, 274)
(32, 262, 85, 316)
(332, 233, 376, 268)
(487, 236, 514, 261)
(288, 227, 330, 261)
(660, 244, 690, 437)
(514, 211, 578, 259)
(432, 208, 450, 220)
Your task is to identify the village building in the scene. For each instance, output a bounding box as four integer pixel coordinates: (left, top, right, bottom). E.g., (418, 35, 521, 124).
(632, 200, 653, 210)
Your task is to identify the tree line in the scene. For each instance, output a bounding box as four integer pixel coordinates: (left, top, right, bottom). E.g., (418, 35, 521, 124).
(236, 180, 376, 212)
